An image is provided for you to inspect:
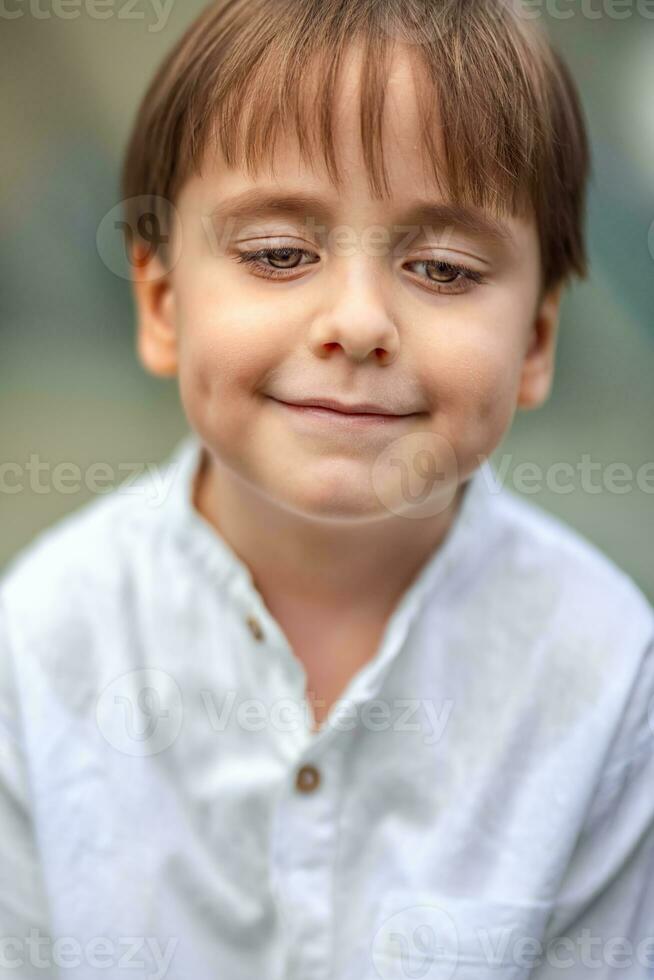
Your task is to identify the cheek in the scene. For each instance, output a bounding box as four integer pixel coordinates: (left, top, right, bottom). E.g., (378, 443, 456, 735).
(417, 310, 527, 451)
(467, 347, 519, 424)
(172, 274, 287, 455)
(171, 286, 233, 440)
(175, 278, 274, 395)
(423, 334, 518, 405)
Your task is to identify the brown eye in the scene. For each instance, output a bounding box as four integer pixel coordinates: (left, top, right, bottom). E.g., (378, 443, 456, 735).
(424, 261, 460, 284)
(404, 258, 485, 296)
(266, 248, 303, 269)
(235, 246, 318, 278)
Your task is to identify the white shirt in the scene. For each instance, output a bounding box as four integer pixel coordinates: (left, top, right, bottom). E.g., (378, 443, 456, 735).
(1, 430, 653, 980)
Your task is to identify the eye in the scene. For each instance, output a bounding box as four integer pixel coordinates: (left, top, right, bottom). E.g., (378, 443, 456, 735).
(234, 246, 485, 295)
(235, 246, 319, 279)
(405, 258, 485, 295)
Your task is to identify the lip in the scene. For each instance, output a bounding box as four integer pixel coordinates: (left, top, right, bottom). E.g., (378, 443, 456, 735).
(270, 397, 419, 429)
(273, 397, 416, 417)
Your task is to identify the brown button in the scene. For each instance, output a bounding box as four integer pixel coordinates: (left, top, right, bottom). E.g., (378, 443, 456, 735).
(246, 615, 264, 641)
(295, 764, 321, 793)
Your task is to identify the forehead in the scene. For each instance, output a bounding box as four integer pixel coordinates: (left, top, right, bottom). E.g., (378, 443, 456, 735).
(187, 42, 536, 255)
(201, 43, 441, 202)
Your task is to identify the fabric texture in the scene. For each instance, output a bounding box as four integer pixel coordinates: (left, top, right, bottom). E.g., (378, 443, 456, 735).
(1, 430, 653, 980)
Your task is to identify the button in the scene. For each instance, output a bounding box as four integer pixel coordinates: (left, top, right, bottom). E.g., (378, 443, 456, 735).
(295, 764, 321, 793)
(246, 614, 264, 642)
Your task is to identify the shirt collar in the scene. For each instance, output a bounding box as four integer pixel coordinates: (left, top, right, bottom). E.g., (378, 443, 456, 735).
(161, 430, 500, 732)
(165, 431, 255, 594)
(163, 428, 497, 616)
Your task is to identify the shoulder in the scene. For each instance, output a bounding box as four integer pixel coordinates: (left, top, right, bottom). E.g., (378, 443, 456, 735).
(0, 450, 183, 650)
(480, 475, 653, 644)
(473, 476, 654, 783)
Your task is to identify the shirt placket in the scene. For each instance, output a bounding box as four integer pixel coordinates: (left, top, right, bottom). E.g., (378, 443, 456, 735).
(221, 572, 334, 978)
(226, 566, 435, 980)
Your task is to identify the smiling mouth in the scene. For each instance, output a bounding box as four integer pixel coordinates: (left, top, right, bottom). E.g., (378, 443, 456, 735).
(270, 398, 420, 425)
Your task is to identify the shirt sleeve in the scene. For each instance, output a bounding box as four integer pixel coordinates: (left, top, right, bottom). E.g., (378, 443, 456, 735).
(530, 628, 654, 979)
(0, 594, 56, 978)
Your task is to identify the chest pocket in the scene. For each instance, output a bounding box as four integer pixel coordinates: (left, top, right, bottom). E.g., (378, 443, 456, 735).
(370, 889, 554, 980)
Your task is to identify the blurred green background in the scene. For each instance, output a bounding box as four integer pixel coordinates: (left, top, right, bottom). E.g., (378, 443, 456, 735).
(1, 2, 653, 600)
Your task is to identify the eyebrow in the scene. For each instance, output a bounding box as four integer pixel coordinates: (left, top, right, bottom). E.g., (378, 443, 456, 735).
(209, 189, 515, 247)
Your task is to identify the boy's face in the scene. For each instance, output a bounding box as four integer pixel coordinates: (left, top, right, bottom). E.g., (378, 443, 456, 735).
(135, 44, 563, 523)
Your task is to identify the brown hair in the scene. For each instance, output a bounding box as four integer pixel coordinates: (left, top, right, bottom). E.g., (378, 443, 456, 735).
(121, 0, 591, 294)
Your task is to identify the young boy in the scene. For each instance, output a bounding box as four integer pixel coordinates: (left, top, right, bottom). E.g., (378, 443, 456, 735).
(2, 1, 653, 978)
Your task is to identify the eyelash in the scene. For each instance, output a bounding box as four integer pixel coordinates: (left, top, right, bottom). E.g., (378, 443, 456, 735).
(235, 247, 485, 295)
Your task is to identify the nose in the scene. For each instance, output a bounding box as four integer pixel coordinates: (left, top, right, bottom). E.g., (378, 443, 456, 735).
(308, 260, 400, 365)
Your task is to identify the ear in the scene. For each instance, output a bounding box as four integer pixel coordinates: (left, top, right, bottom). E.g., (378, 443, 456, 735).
(131, 245, 178, 378)
(517, 281, 565, 411)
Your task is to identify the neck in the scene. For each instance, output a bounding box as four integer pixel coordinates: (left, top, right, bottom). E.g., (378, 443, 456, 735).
(192, 448, 467, 617)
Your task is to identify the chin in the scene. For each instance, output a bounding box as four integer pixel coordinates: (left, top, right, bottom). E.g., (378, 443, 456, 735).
(270, 478, 389, 526)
